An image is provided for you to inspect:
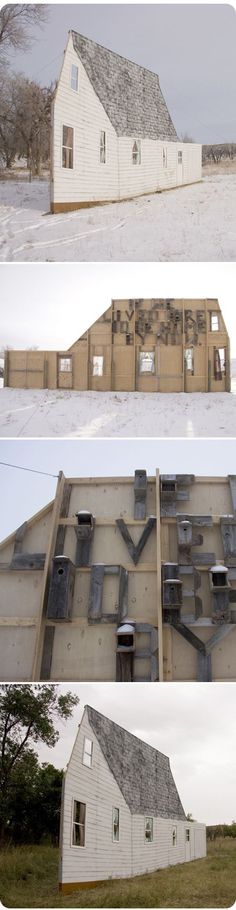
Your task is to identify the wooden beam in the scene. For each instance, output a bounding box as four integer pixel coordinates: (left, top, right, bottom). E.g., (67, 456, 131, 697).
(156, 469, 163, 681)
(32, 471, 66, 680)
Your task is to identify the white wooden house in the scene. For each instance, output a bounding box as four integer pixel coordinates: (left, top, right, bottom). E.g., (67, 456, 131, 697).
(51, 32, 202, 212)
(59, 705, 206, 892)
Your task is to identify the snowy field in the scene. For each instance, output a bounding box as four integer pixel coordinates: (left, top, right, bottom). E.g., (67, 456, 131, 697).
(0, 174, 236, 261)
(0, 387, 236, 438)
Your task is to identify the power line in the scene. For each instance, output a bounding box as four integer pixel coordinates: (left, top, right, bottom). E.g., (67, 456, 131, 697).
(0, 462, 58, 479)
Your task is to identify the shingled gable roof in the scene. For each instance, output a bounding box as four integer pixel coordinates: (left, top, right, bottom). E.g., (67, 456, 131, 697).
(71, 31, 178, 142)
(86, 706, 186, 820)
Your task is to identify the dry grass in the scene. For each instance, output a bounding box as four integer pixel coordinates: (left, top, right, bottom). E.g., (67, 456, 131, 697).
(202, 159, 236, 175)
(0, 839, 235, 908)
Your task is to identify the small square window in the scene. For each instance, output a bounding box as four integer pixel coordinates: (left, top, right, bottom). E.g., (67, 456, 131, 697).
(112, 807, 119, 842)
(163, 147, 167, 168)
(139, 352, 155, 374)
(185, 348, 194, 372)
(62, 125, 73, 169)
(72, 800, 86, 847)
(82, 737, 93, 768)
(93, 355, 104, 377)
(211, 313, 219, 332)
(145, 817, 153, 843)
(186, 828, 190, 842)
(100, 131, 106, 164)
(59, 357, 72, 372)
(132, 140, 141, 165)
(71, 64, 78, 91)
(172, 826, 177, 846)
(178, 151, 183, 164)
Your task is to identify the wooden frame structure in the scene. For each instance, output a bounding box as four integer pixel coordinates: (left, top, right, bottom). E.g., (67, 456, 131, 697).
(0, 470, 236, 682)
(4, 299, 230, 393)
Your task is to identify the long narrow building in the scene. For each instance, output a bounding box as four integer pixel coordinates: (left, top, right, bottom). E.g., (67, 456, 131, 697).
(4, 299, 230, 393)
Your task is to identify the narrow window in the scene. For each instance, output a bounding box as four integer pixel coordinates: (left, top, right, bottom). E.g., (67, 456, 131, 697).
(71, 64, 78, 91)
(172, 825, 177, 847)
(185, 348, 194, 373)
(163, 147, 167, 168)
(132, 140, 141, 165)
(72, 800, 86, 846)
(112, 807, 119, 842)
(100, 131, 106, 164)
(62, 125, 73, 169)
(211, 312, 219, 332)
(178, 150, 183, 164)
(93, 355, 103, 377)
(59, 357, 72, 372)
(139, 352, 155, 374)
(82, 737, 93, 768)
(116, 309, 121, 321)
(186, 828, 190, 842)
(126, 334, 133, 345)
(214, 347, 226, 380)
(145, 817, 153, 843)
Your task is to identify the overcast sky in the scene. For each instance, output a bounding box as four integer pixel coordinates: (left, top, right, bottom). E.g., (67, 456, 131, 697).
(1, 436, 236, 541)
(5, 4, 236, 143)
(32, 682, 236, 826)
(1, 261, 236, 354)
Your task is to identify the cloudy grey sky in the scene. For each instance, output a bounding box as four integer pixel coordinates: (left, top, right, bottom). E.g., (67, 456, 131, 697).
(1, 437, 236, 541)
(1, 262, 236, 354)
(33, 682, 236, 826)
(6, 4, 236, 143)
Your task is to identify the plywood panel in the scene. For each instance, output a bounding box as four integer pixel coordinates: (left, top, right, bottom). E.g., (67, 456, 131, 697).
(68, 481, 156, 519)
(0, 627, 36, 680)
(112, 347, 135, 391)
(51, 622, 116, 680)
(160, 346, 183, 392)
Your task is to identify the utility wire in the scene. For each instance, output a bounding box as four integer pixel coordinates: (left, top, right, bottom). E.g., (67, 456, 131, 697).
(0, 462, 58, 479)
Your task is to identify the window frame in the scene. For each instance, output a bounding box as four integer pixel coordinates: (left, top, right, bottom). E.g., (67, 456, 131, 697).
(58, 356, 72, 373)
(100, 130, 106, 164)
(71, 799, 86, 848)
(132, 139, 141, 165)
(112, 807, 120, 842)
(92, 355, 104, 377)
(186, 828, 190, 843)
(178, 150, 183, 164)
(71, 64, 78, 92)
(82, 736, 93, 768)
(163, 147, 168, 168)
(184, 347, 194, 374)
(145, 816, 153, 843)
(172, 825, 177, 847)
(62, 124, 74, 170)
(210, 312, 219, 332)
(139, 351, 155, 375)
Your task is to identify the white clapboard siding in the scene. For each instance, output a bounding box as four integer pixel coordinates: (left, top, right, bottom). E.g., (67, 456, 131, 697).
(52, 34, 119, 205)
(60, 708, 132, 883)
(131, 817, 206, 876)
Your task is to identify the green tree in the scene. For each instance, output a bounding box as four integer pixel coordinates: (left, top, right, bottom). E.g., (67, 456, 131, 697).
(0, 684, 78, 842)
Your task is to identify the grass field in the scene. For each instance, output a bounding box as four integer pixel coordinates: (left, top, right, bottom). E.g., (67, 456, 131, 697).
(0, 839, 235, 908)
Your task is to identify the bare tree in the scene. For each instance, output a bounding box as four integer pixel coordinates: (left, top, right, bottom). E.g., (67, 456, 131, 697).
(0, 5, 49, 57)
(0, 71, 54, 174)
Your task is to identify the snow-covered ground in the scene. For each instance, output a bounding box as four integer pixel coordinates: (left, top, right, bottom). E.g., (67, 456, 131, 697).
(0, 175, 235, 261)
(0, 387, 236, 438)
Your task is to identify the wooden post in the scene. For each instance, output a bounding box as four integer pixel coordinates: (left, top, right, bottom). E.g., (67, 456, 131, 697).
(156, 469, 163, 680)
(31, 470, 66, 680)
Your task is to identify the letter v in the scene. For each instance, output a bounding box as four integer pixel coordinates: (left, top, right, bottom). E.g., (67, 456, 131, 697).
(116, 517, 156, 565)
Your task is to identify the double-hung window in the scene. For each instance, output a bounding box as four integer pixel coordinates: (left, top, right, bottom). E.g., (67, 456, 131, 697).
(62, 126, 73, 169)
(72, 801, 86, 846)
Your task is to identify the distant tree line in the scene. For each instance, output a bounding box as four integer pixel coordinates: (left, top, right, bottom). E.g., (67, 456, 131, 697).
(0, 4, 54, 176)
(202, 143, 236, 164)
(207, 824, 236, 841)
